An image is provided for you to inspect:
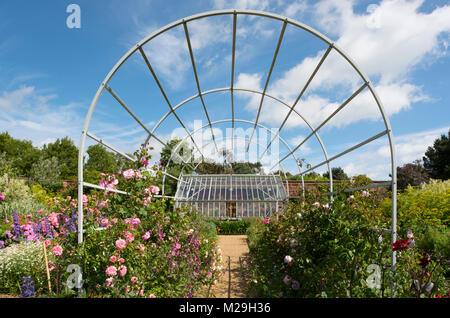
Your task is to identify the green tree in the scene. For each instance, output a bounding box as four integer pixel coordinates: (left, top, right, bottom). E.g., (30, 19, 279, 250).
(30, 156, 61, 187)
(85, 144, 118, 174)
(41, 137, 78, 181)
(322, 167, 349, 180)
(0, 132, 41, 177)
(231, 162, 262, 174)
(423, 130, 450, 180)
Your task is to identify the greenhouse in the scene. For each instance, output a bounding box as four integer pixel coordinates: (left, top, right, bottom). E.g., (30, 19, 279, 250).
(174, 174, 287, 218)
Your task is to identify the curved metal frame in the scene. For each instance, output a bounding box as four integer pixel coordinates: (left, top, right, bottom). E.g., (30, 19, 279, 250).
(77, 9, 397, 294)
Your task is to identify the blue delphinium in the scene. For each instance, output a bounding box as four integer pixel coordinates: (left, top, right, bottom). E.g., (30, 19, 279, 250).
(21, 276, 36, 298)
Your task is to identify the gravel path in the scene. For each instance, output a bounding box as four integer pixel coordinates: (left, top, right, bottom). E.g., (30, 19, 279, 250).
(210, 235, 249, 298)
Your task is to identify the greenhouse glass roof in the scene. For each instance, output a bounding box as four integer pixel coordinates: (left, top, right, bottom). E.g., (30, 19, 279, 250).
(175, 174, 287, 202)
(174, 174, 287, 218)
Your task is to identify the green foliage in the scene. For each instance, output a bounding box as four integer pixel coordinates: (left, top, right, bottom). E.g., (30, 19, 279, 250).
(0, 174, 49, 220)
(413, 224, 450, 259)
(243, 181, 448, 298)
(231, 162, 262, 174)
(85, 144, 117, 174)
(0, 152, 19, 177)
(423, 130, 450, 180)
(323, 167, 349, 180)
(382, 179, 450, 229)
(210, 219, 254, 235)
(41, 137, 78, 181)
(31, 156, 61, 187)
(0, 132, 41, 177)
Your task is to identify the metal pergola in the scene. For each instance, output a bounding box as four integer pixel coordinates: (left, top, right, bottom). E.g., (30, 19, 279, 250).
(77, 9, 397, 294)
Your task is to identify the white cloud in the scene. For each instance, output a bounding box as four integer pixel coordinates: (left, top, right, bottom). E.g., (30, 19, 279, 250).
(234, 0, 450, 130)
(339, 126, 450, 179)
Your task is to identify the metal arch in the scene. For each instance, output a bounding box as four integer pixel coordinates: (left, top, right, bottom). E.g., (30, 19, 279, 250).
(78, 9, 396, 294)
(143, 86, 333, 189)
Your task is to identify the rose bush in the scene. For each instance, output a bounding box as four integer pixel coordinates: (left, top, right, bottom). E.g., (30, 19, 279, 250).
(244, 180, 449, 298)
(0, 145, 222, 297)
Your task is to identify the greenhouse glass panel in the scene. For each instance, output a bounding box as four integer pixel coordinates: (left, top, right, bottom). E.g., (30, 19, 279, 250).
(174, 174, 287, 219)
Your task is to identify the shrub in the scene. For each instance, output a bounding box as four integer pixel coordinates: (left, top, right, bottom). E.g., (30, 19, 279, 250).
(381, 179, 450, 230)
(0, 174, 49, 220)
(244, 186, 449, 298)
(211, 219, 253, 235)
(396, 162, 430, 190)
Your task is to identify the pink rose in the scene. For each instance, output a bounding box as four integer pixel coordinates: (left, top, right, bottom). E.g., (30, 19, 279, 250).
(149, 293, 156, 298)
(115, 239, 127, 249)
(142, 232, 150, 241)
(106, 277, 113, 287)
(44, 240, 51, 248)
(149, 185, 160, 195)
(131, 277, 138, 284)
(109, 256, 117, 263)
(118, 265, 127, 277)
(119, 258, 125, 264)
(124, 231, 134, 243)
(106, 266, 117, 276)
(122, 169, 135, 180)
(51, 245, 63, 256)
(111, 218, 118, 224)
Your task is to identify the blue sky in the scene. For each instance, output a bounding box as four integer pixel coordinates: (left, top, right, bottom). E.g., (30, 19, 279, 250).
(0, 0, 449, 180)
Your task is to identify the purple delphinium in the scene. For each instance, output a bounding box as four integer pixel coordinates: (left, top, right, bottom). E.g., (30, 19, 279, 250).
(12, 210, 21, 240)
(44, 217, 53, 238)
(21, 276, 36, 298)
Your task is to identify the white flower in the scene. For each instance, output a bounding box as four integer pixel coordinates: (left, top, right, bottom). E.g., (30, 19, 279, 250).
(284, 255, 293, 264)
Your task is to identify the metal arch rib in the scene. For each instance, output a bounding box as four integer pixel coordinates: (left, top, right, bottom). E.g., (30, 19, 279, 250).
(270, 81, 369, 170)
(137, 47, 206, 160)
(246, 20, 287, 153)
(231, 11, 237, 151)
(182, 21, 220, 153)
(259, 44, 334, 160)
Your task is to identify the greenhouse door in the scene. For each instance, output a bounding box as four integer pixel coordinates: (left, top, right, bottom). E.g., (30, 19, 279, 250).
(226, 202, 236, 218)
